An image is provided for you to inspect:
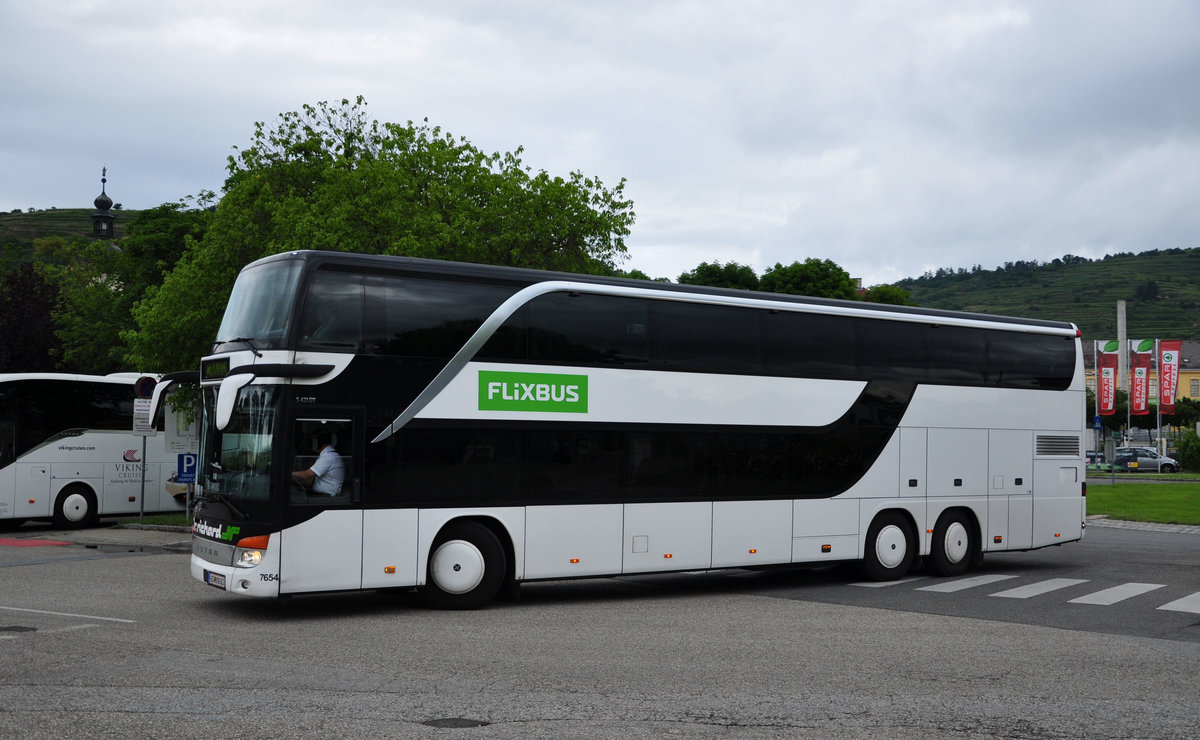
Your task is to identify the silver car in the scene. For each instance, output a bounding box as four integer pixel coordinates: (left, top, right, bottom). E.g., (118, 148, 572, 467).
(1115, 446, 1179, 473)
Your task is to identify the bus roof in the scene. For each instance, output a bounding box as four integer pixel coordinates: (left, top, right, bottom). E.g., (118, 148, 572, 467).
(246, 250, 1079, 333)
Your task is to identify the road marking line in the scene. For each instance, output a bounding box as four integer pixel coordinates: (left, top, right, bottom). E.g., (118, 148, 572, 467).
(0, 605, 136, 623)
(850, 576, 930, 588)
(1157, 592, 1200, 615)
(1069, 583, 1165, 605)
(991, 578, 1089, 599)
(917, 574, 1018, 593)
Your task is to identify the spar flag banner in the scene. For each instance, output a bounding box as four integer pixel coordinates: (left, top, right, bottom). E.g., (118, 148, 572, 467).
(1097, 340, 1119, 415)
(1159, 340, 1182, 415)
(1130, 339, 1153, 415)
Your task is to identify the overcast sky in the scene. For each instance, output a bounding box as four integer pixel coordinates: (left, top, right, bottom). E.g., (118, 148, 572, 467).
(3, 1, 1199, 286)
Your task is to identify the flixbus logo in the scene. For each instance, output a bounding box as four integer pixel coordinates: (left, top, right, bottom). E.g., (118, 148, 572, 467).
(479, 371, 588, 413)
(193, 519, 241, 542)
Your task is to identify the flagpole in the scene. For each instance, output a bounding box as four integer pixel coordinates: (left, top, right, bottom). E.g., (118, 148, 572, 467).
(1156, 339, 1163, 455)
(1118, 301, 1127, 445)
(1093, 340, 1099, 451)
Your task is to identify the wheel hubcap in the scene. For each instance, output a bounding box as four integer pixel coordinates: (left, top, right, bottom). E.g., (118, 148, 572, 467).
(61, 493, 89, 523)
(943, 521, 969, 564)
(875, 524, 908, 569)
(430, 540, 486, 594)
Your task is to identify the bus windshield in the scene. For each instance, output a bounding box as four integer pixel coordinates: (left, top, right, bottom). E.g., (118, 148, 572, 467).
(214, 259, 303, 351)
(199, 385, 278, 507)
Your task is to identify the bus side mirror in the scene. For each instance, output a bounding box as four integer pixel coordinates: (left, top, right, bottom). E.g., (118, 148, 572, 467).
(148, 379, 175, 426)
(216, 374, 254, 431)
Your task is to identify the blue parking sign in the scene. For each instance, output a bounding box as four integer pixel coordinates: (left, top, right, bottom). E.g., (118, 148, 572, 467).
(178, 453, 198, 484)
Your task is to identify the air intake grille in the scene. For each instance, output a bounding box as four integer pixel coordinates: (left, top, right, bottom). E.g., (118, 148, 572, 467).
(1036, 435, 1080, 456)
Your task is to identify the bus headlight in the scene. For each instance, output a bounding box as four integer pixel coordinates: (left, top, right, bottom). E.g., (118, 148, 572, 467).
(232, 534, 270, 568)
(234, 548, 264, 568)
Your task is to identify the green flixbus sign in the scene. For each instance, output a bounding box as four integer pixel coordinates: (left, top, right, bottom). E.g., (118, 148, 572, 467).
(478, 371, 589, 413)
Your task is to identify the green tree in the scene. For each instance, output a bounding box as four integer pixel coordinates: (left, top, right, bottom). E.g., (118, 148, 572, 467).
(0, 262, 59, 371)
(1134, 280, 1160, 301)
(862, 284, 915, 305)
(1177, 429, 1200, 472)
(126, 98, 635, 372)
(677, 261, 760, 290)
(51, 202, 211, 374)
(760, 258, 858, 299)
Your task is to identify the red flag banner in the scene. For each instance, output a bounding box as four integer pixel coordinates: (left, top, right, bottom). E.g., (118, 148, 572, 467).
(1097, 340, 1118, 416)
(1130, 339, 1153, 415)
(1159, 340, 1181, 415)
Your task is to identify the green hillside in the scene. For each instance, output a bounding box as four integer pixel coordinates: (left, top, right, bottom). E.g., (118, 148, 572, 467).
(895, 249, 1200, 340)
(1, 208, 135, 250)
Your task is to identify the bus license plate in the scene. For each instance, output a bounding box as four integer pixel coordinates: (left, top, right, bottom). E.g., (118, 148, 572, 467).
(204, 570, 227, 590)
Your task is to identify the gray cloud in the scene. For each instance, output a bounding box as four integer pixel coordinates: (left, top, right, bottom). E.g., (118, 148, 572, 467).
(2, 1, 1197, 287)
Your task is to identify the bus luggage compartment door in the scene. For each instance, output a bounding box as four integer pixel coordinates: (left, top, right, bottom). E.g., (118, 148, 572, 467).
(623, 502, 712, 573)
(12, 464, 49, 518)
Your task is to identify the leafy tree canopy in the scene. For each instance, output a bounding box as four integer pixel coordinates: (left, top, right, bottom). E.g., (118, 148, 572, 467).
(760, 258, 858, 300)
(0, 261, 59, 372)
(862, 284, 914, 305)
(51, 202, 212, 374)
(677, 261, 760, 290)
(126, 97, 636, 372)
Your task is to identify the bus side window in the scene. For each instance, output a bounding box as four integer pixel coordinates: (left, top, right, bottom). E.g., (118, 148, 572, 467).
(292, 419, 353, 503)
(298, 272, 364, 351)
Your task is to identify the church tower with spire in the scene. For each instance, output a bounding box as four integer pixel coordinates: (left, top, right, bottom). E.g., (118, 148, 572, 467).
(92, 167, 114, 239)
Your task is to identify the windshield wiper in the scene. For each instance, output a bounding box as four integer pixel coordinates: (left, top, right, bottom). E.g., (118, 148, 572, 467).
(228, 337, 263, 357)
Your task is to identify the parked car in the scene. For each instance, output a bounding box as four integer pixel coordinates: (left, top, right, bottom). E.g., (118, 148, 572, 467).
(1115, 446, 1179, 473)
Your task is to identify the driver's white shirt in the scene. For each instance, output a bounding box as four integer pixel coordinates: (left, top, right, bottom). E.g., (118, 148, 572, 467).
(310, 446, 345, 495)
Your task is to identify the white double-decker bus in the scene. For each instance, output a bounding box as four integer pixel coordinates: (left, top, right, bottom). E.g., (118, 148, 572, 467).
(0, 373, 197, 528)
(190, 251, 1086, 608)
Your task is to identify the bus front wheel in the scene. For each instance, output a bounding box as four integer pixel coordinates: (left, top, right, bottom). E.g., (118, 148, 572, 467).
(861, 511, 915, 581)
(422, 521, 506, 610)
(53, 484, 97, 529)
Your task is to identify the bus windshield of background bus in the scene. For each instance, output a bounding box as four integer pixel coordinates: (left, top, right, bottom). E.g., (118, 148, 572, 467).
(201, 386, 277, 503)
(214, 260, 303, 350)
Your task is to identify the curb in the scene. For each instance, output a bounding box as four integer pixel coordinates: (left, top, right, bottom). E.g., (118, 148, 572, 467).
(1087, 514, 1200, 535)
(116, 523, 192, 533)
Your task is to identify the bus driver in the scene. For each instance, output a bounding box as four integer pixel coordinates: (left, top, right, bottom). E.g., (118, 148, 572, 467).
(292, 430, 345, 496)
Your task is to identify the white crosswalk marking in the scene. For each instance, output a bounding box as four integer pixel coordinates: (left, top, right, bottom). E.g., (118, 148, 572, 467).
(916, 574, 1018, 593)
(1069, 583, 1165, 605)
(847, 576, 1197, 617)
(991, 578, 1089, 599)
(1157, 592, 1200, 614)
(850, 576, 929, 588)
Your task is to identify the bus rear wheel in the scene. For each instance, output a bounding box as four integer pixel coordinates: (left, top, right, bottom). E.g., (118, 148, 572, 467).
(53, 484, 97, 529)
(861, 511, 915, 581)
(422, 521, 506, 610)
(931, 510, 977, 577)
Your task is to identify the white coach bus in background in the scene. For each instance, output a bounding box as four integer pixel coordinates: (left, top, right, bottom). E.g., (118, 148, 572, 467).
(0, 373, 197, 528)
(190, 251, 1086, 608)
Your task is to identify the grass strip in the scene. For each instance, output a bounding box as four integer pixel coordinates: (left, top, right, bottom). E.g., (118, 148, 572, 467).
(1087, 482, 1200, 526)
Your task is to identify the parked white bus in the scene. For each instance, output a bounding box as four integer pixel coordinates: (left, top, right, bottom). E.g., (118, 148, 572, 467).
(190, 251, 1086, 608)
(0, 373, 197, 528)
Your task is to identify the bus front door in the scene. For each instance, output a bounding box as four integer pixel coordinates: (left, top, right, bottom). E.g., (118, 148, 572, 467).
(279, 411, 364, 594)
